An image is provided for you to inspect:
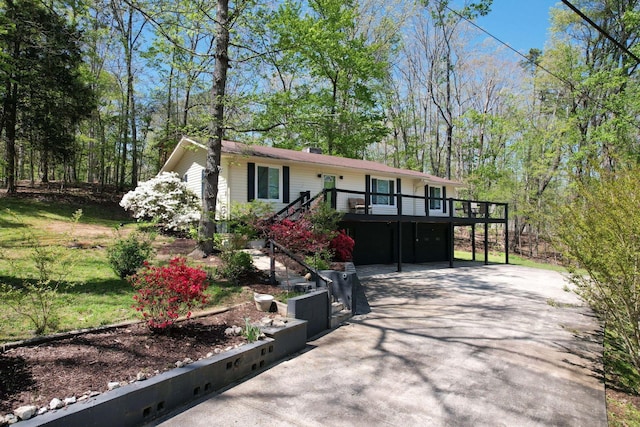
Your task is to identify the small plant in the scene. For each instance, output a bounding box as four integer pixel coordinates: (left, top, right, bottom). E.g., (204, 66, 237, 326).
(242, 317, 261, 342)
(0, 209, 81, 335)
(219, 250, 255, 284)
(130, 257, 209, 330)
(304, 250, 332, 271)
(107, 231, 155, 278)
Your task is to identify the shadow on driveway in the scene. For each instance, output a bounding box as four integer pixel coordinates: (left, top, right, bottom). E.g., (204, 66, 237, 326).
(157, 264, 605, 426)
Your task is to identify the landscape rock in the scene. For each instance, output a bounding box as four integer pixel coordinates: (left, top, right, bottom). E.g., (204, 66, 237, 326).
(175, 360, 184, 368)
(260, 317, 273, 326)
(37, 407, 48, 416)
(78, 395, 89, 402)
(64, 396, 77, 405)
(107, 381, 121, 391)
(89, 391, 101, 397)
(3, 414, 18, 425)
(224, 326, 242, 336)
(13, 405, 37, 420)
(49, 398, 64, 410)
(136, 372, 147, 381)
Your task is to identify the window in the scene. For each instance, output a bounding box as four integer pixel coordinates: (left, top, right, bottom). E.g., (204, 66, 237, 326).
(429, 186, 442, 210)
(257, 166, 280, 200)
(372, 178, 394, 205)
(183, 173, 188, 182)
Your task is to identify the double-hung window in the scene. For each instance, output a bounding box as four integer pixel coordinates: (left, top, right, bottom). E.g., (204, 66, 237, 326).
(371, 178, 394, 206)
(257, 165, 280, 200)
(429, 186, 442, 210)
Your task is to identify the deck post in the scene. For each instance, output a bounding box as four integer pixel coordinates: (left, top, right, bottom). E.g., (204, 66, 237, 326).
(396, 178, 402, 272)
(484, 221, 489, 265)
(471, 223, 476, 261)
(504, 204, 509, 264)
(449, 222, 454, 268)
(449, 198, 454, 268)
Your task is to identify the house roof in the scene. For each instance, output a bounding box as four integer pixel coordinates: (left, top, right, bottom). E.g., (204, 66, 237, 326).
(161, 137, 463, 187)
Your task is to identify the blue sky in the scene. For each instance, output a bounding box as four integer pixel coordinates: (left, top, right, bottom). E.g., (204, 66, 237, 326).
(474, 0, 559, 53)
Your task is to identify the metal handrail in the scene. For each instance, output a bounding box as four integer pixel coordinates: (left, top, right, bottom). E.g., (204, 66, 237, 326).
(267, 239, 333, 289)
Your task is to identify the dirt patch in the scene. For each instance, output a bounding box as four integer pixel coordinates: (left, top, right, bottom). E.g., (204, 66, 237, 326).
(0, 283, 284, 416)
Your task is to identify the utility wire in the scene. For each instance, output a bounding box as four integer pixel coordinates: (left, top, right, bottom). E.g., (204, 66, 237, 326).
(561, 0, 640, 65)
(443, 4, 640, 132)
(444, 5, 575, 89)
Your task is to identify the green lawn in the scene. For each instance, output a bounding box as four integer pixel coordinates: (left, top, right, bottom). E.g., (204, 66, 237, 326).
(454, 250, 568, 272)
(0, 196, 241, 343)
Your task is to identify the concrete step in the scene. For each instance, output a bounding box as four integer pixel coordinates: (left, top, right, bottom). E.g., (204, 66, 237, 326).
(331, 301, 344, 314)
(330, 310, 352, 328)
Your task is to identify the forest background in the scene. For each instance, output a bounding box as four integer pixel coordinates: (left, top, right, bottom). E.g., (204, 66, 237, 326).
(1, 0, 639, 257)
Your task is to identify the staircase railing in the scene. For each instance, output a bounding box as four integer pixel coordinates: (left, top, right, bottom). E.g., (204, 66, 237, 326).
(267, 239, 334, 299)
(270, 191, 311, 222)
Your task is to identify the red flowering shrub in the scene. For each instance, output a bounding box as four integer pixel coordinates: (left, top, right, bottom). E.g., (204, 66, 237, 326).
(330, 230, 355, 261)
(129, 257, 209, 330)
(268, 217, 329, 255)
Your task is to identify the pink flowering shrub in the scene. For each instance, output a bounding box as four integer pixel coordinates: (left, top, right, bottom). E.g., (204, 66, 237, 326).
(129, 257, 209, 330)
(330, 230, 355, 262)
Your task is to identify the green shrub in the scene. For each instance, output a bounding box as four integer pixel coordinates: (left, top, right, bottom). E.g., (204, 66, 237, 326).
(304, 250, 331, 271)
(229, 200, 274, 240)
(219, 250, 254, 284)
(556, 167, 640, 389)
(107, 232, 155, 278)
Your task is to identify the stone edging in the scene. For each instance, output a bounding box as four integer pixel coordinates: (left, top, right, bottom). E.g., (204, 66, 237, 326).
(14, 318, 308, 427)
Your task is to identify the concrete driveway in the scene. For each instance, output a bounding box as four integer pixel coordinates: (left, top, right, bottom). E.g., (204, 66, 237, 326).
(156, 263, 606, 426)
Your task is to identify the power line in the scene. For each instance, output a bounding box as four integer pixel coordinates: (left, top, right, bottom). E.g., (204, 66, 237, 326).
(443, 4, 640, 132)
(443, 5, 575, 90)
(561, 0, 640, 65)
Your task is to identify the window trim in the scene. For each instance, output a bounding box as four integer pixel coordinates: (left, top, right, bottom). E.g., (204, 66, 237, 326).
(429, 186, 442, 210)
(371, 177, 394, 206)
(255, 164, 281, 201)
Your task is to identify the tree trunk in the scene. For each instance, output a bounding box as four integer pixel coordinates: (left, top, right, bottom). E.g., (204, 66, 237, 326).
(199, 0, 229, 255)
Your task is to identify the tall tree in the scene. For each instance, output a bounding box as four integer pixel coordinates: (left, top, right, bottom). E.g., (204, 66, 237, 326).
(0, 0, 94, 193)
(199, 0, 231, 254)
(249, 0, 392, 158)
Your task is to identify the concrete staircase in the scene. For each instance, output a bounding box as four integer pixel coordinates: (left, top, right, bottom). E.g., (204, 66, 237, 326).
(246, 249, 353, 327)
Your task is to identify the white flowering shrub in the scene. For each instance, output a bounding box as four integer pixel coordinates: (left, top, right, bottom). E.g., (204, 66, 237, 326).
(120, 172, 201, 231)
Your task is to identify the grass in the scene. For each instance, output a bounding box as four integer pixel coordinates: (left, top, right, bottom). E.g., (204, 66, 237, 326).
(608, 395, 640, 427)
(454, 250, 568, 272)
(0, 196, 243, 343)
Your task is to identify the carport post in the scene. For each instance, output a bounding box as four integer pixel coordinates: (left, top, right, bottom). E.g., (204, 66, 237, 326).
(396, 178, 402, 272)
(504, 204, 509, 264)
(484, 222, 489, 265)
(471, 223, 476, 261)
(449, 199, 454, 268)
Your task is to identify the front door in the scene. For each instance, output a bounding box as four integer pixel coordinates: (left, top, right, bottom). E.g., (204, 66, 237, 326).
(429, 186, 444, 216)
(323, 175, 336, 207)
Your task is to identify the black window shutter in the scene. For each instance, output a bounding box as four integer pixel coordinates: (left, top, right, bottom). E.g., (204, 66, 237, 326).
(442, 186, 447, 213)
(389, 180, 395, 206)
(247, 163, 255, 201)
(425, 185, 429, 213)
(283, 166, 290, 203)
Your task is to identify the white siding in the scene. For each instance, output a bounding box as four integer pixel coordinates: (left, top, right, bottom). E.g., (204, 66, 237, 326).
(172, 148, 205, 200)
(167, 145, 459, 219)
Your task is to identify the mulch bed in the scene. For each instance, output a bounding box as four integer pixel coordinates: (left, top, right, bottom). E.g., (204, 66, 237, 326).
(0, 284, 282, 416)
